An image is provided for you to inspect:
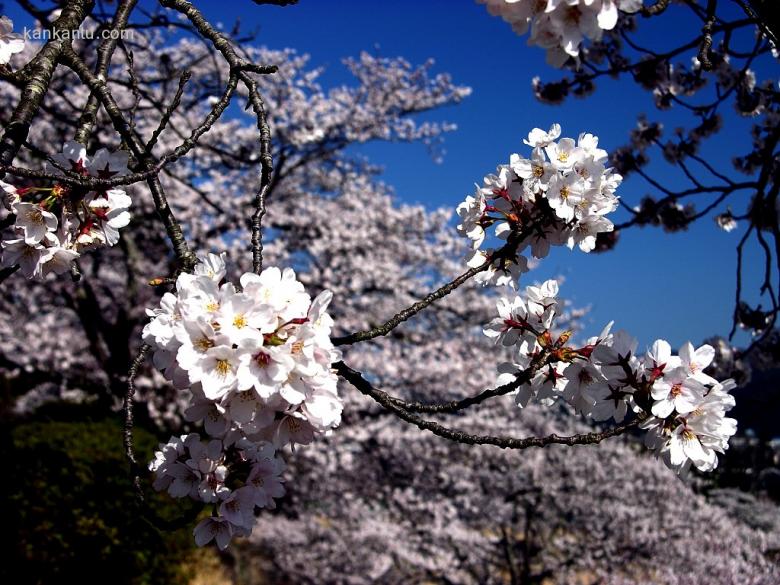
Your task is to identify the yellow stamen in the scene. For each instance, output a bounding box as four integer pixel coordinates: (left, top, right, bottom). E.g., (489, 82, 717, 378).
(215, 359, 231, 377)
(194, 337, 214, 352)
(26, 208, 44, 223)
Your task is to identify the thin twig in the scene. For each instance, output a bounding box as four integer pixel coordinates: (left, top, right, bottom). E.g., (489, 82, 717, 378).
(332, 259, 492, 346)
(698, 0, 718, 71)
(124, 48, 143, 133)
(642, 0, 672, 17)
(241, 72, 274, 274)
(145, 69, 192, 152)
(125, 343, 151, 502)
(74, 0, 138, 144)
(334, 232, 529, 346)
(386, 351, 550, 414)
(335, 361, 640, 450)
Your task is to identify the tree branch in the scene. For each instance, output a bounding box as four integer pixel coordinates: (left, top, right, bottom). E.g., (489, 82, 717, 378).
(335, 361, 640, 450)
(61, 47, 198, 270)
(0, 0, 96, 174)
(124, 343, 151, 502)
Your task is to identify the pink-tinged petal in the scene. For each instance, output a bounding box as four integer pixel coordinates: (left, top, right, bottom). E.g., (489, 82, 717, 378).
(682, 433, 707, 464)
(649, 339, 671, 364)
(674, 386, 703, 414)
(693, 344, 715, 369)
(679, 341, 694, 365)
(651, 399, 674, 419)
(668, 433, 688, 467)
(193, 519, 215, 547)
(597, 0, 619, 30)
(650, 380, 670, 401)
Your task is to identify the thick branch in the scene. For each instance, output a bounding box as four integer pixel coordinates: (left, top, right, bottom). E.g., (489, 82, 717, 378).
(0, 0, 96, 174)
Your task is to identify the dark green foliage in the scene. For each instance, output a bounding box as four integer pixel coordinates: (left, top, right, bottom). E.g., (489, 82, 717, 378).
(0, 412, 196, 585)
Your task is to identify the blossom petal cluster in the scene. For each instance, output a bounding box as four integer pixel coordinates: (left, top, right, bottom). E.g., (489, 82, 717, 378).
(479, 0, 643, 67)
(143, 254, 342, 549)
(0, 141, 131, 279)
(457, 124, 620, 287)
(0, 16, 25, 65)
(150, 433, 286, 549)
(486, 279, 738, 474)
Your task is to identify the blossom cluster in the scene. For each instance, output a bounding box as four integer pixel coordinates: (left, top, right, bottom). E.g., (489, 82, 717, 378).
(143, 254, 342, 549)
(479, 0, 643, 67)
(485, 279, 738, 474)
(0, 16, 24, 65)
(457, 124, 620, 287)
(150, 433, 286, 549)
(0, 141, 131, 279)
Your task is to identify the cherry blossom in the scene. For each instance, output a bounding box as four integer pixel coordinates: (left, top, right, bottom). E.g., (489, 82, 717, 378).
(0, 142, 132, 279)
(0, 5, 773, 577)
(479, 0, 643, 66)
(456, 125, 619, 286)
(0, 16, 24, 65)
(145, 254, 341, 548)
(483, 279, 738, 472)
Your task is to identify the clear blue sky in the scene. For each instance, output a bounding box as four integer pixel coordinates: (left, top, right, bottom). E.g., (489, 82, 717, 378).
(5, 0, 775, 350)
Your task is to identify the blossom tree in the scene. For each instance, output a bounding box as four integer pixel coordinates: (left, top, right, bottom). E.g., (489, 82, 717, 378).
(0, 1, 777, 583)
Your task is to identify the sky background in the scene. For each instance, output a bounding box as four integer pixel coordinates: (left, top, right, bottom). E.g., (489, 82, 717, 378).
(5, 0, 776, 350)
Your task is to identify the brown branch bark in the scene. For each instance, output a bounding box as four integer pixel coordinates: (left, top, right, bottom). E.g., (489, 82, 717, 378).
(335, 361, 640, 450)
(0, 0, 96, 174)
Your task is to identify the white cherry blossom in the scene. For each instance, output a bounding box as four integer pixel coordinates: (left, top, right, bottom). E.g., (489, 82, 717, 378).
(480, 0, 643, 66)
(456, 125, 621, 288)
(1, 142, 133, 279)
(0, 17, 24, 65)
(12, 202, 58, 244)
(145, 260, 341, 549)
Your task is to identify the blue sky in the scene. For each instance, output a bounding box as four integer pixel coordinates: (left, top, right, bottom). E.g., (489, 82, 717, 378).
(5, 0, 774, 350)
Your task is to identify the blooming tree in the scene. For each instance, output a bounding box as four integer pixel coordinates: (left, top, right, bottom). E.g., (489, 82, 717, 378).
(0, 0, 778, 582)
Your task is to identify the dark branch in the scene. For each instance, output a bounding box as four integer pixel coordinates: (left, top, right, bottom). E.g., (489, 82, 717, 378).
(124, 343, 151, 502)
(335, 361, 640, 450)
